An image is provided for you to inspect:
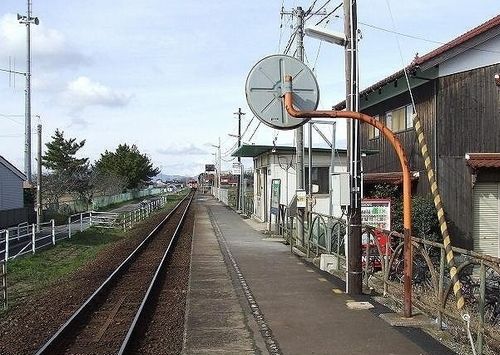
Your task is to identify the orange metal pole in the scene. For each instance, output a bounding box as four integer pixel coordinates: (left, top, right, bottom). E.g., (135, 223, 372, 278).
(284, 75, 413, 317)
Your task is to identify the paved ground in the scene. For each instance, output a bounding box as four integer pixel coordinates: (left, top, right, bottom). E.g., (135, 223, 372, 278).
(184, 195, 455, 355)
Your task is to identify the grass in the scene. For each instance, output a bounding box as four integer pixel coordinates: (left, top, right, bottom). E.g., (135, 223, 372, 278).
(3, 227, 123, 311)
(1, 191, 189, 315)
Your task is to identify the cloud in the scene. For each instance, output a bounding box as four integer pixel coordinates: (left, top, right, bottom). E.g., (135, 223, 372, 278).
(62, 76, 132, 111)
(157, 144, 207, 156)
(0, 13, 90, 71)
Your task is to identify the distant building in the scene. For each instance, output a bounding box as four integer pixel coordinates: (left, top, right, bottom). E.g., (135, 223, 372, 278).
(0, 155, 25, 211)
(0, 155, 33, 229)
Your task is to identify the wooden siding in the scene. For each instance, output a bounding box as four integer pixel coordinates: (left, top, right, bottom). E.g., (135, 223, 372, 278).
(360, 81, 436, 196)
(437, 63, 500, 156)
(436, 63, 500, 246)
(437, 156, 473, 248)
(359, 64, 499, 247)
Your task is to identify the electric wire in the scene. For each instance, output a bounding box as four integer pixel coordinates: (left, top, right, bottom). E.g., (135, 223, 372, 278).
(315, 3, 342, 26)
(283, 27, 299, 55)
(241, 116, 255, 139)
(358, 21, 500, 54)
(304, 0, 321, 16)
(306, 0, 332, 20)
(248, 121, 261, 142)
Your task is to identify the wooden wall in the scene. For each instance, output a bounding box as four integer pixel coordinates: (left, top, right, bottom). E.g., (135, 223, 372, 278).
(436, 63, 500, 247)
(360, 80, 436, 196)
(359, 63, 499, 247)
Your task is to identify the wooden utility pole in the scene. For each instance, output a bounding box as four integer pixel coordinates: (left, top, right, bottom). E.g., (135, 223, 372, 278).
(344, 0, 362, 295)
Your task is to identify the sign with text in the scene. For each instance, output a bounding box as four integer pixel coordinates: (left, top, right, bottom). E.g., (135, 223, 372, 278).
(270, 179, 281, 215)
(296, 189, 307, 208)
(205, 164, 215, 172)
(361, 198, 391, 230)
(232, 162, 241, 175)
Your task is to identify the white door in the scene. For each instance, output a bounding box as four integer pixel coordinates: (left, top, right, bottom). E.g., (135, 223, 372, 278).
(473, 182, 500, 257)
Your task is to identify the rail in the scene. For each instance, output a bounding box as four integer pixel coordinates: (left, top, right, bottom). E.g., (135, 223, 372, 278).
(35, 192, 193, 354)
(118, 192, 193, 353)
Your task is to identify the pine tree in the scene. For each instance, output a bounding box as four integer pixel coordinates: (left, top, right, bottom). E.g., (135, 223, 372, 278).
(42, 129, 88, 173)
(95, 144, 159, 189)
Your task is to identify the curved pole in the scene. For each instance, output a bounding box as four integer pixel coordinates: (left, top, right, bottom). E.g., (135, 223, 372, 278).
(283, 75, 413, 318)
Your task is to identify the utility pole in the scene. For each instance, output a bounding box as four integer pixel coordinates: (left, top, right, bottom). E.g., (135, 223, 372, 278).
(234, 108, 245, 211)
(295, 7, 306, 246)
(36, 123, 42, 231)
(344, 0, 362, 295)
(217, 137, 221, 190)
(18, 0, 39, 183)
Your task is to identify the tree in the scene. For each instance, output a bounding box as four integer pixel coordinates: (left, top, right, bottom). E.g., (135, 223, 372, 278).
(366, 183, 440, 241)
(42, 129, 88, 173)
(94, 144, 159, 189)
(41, 129, 90, 211)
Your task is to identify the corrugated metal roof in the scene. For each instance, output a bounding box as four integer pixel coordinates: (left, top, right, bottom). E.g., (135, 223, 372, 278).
(466, 153, 500, 169)
(232, 144, 347, 158)
(231, 144, 378, 158)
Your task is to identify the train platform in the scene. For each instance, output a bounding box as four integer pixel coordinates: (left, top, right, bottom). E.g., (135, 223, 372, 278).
(183, 195, 454, 355)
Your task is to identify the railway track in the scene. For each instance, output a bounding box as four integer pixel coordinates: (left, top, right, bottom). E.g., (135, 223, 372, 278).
(35, 191, 194, 355)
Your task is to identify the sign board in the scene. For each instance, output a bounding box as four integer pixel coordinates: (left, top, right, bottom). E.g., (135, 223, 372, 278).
(232, 162, 241, 175)
(296, 189, 307, 208)
(361, 198, 391, 230)
(205, 164, 215, 172)
(270, 179, 281, 215)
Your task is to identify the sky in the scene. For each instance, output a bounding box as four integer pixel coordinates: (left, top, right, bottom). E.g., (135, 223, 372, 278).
(0, 1, 499, 178)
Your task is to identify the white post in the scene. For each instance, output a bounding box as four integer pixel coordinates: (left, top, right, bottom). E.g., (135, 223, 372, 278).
(80, 213, 83, 231)
(32, 224, 36, 253)
(51, 220, 55, 245)
(68, 216, 72, 239)
(5, 230, 9, 261)
(89, 211, 93, 227)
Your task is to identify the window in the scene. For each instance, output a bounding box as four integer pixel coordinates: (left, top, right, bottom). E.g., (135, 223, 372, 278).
(385, 104, 413, 132)
(368, 115, 380, 139)
(406, 105, 414, 129)
(256, 169, 261, 196)
(305, 167, 329, 194)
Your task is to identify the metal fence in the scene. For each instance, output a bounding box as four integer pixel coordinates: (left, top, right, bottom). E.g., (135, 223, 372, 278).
(294, 211, 500, 354)
(120, 195, 169, 230)
(0, 193, 175, 311)
(1, 261, 6, 310)
(0, 220, 56, 262)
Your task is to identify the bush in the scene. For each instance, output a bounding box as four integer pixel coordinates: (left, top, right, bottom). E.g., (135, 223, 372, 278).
(367, 184, 440, 241)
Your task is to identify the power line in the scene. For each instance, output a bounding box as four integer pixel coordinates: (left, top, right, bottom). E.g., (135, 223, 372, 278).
(283, 27, 299, 54)
(241, 116, 255, 139)
(306, 0, 331, 20)
(356, 19, 500, 55)
(248, 121, 261, 142)
(305, 0, 320, 16)
(315, 3, 342, 26)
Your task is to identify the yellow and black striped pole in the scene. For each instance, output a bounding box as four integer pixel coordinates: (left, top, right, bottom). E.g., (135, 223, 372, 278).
(412, 113, 465, 310)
